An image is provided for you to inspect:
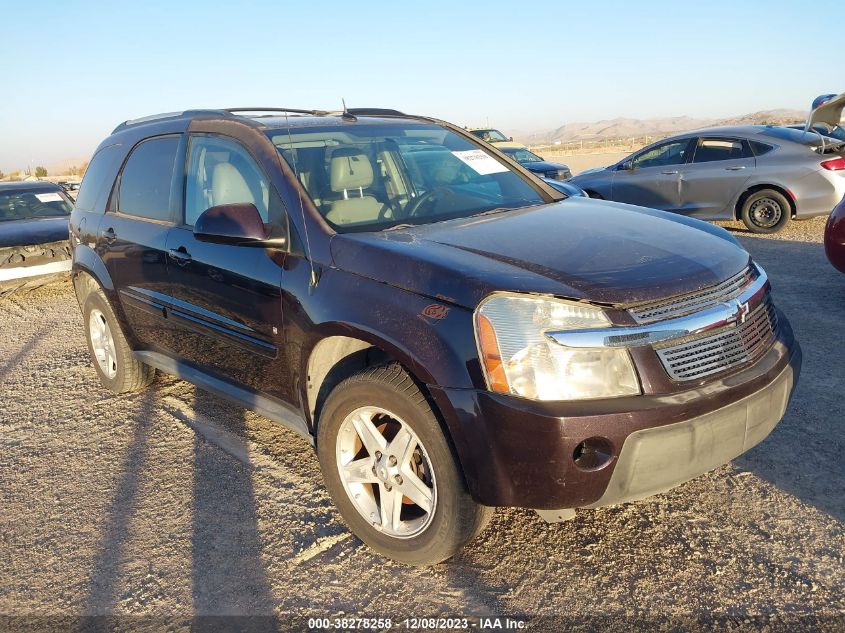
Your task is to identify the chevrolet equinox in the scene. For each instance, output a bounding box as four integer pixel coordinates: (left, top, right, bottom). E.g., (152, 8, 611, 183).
(70, 108, 801, 565)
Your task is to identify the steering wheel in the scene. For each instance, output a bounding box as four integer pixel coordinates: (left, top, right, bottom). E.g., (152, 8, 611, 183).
(405, 187, 454, 218)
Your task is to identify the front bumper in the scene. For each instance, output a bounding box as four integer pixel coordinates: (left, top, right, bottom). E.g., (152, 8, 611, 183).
(0, 240, 72, 292)
(429, 314, 801, 510)
(584, 359, 794, 508)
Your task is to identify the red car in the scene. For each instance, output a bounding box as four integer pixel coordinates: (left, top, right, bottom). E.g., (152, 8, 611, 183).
(825, 195, 845, 272)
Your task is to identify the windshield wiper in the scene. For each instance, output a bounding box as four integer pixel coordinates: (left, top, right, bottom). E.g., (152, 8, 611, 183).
(383, 223, 418, 231)
(470, 207, 513, 218)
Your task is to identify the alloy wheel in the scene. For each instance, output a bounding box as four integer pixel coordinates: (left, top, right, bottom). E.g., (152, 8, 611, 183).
(335, 406, 437, 538)
(89, 309, 117, 379)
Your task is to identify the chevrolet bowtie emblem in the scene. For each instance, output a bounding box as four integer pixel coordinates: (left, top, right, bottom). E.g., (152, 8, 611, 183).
(733, 298, 751, 325)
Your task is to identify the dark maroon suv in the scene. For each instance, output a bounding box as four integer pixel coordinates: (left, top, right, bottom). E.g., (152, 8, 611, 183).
(70, 108, 801, 564)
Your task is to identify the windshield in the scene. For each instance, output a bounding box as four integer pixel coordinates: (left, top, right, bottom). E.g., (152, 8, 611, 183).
(269, 122, 548, 232)
(469, 129, 509, 143)
(0, 188, 73, 222)
(505, 148, 544, 163)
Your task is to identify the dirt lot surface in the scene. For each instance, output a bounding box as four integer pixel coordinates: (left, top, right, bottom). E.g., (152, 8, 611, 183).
(1, 216, 843, 632)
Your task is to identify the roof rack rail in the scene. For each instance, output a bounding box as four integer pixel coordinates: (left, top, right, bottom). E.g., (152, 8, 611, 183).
(225, 107, 331, 116)
(345, 108, 406, 116)
(111, 109, 231, 133)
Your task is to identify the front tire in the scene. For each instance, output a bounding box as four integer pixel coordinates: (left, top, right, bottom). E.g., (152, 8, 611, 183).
(83, 290, 155, 393)
(317, 363, 491, 565)
(740, 189, 791, 233)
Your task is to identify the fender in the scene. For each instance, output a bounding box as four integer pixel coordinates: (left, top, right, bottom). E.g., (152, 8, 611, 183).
(71, 243, 141, 348)
(301, 267, 482, 393)
(72, 243, 114, 293)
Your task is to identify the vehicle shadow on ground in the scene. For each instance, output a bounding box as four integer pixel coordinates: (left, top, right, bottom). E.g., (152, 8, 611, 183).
(81, 389, 156, 620)
(190, 388, 279, 628)
(731, 235, 845, 523)
(79, 383, 279, 626)
(0, 324, 47, 386)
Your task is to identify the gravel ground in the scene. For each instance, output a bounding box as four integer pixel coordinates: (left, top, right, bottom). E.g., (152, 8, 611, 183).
(0, 216, 843, 632)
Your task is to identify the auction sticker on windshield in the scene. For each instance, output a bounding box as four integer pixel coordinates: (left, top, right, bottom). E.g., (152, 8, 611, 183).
(451, 150, 510, 176)
(34, 193, 64, 203)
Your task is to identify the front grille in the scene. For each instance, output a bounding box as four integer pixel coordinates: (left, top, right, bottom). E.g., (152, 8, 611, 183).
(655, 296, 778, 381)
(630, 266, 755, 323)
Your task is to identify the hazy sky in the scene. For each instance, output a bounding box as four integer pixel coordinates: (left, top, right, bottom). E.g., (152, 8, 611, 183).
(0, 0, 837, 172)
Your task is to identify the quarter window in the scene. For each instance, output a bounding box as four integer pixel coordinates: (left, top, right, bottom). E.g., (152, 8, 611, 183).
(116, 137, 179, 221)
(749, 140, 775, 156)
(692, 138, 749, 163)
(184, 135, 270, 226)
(632, 140, 691, 169)
(75, 144, 123, 214)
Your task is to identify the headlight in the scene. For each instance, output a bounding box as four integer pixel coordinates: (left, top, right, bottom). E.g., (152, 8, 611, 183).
(475, 293, 640, 401)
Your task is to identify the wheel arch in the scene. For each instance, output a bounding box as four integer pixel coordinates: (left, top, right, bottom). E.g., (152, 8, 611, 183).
(734, 184, 796, 220)
(305, 329, 438, 429)
(303, 329, 477, 488)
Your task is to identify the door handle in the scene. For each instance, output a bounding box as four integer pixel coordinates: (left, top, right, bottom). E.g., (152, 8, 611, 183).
(725, 166, 747, 171)
(661, 170, 679, 175)
(168, 247, 192, 264)
(100, 227, 117, 241)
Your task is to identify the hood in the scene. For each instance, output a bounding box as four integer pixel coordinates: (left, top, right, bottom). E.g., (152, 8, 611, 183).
(330, 200, 749, 309)
(0, 217, 70, 248)
(524, 160, 569, 172)
(489, 141, 526, 149)
(573, 166, 608, 178)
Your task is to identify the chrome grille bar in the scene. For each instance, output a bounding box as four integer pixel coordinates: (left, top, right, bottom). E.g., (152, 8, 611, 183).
(546, 268, 770, 349)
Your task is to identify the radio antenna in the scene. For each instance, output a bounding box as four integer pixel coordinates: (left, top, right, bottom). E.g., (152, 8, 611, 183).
(341, 98, 357, 121)
(283, 110, 318, 290)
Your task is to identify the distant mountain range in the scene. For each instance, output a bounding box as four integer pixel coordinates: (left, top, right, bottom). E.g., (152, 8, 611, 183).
(517, 109, 806, 144)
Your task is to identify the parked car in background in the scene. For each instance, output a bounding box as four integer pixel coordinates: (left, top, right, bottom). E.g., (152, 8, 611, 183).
(467, 127, 525, 149)
(0, 181, 74, 297)
(71, 107, 799, 565)
(541, 177, 586, 197)
(58, 181, 82, 199)
(499, 147, 572, 181)
(569, 125, 845, 233)
(824, 195, 845, 272)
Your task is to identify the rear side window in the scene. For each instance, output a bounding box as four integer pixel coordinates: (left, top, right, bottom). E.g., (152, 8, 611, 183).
(749, 141, 775, 156)
(75, 144, 124, 213)
(116, 136, 179, 221)
(692, 138, 750, 163)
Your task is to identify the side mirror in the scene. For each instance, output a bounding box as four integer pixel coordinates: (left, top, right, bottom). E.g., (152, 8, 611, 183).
(508, 136, 514, 141)
(618, 160, 633, 171)
(193, 203, 270, 246)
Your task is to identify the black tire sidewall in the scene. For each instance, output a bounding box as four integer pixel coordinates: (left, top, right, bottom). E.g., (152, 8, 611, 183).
(742, 190, 790, 234)
(317, 372, 475, 565)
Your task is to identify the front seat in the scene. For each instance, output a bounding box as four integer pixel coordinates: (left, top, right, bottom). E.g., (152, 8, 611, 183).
(325, 148, 387, 226)
(211, 162, 256, 207)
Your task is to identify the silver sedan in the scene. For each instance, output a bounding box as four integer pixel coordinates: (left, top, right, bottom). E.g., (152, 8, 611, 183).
(570, 125, 845, 233)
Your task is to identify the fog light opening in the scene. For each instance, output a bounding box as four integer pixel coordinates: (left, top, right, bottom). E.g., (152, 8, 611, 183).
(573, 437, 614, 471)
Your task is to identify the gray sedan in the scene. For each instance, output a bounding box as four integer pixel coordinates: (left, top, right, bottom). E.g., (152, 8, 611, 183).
(570, 125, 845, 233)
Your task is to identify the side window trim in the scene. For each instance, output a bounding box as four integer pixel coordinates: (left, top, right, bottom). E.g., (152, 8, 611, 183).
(108, 133, 182, 224)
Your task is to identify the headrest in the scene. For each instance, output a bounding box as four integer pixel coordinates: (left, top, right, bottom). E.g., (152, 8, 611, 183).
(211, 163, 255, 206)
(329, 148, 374, 192)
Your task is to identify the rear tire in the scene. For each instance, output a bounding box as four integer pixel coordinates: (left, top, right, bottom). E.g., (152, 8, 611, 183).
(317, 362, 492, 565)
(740, 189, 791, 233)
(83, 290, 154, 393)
